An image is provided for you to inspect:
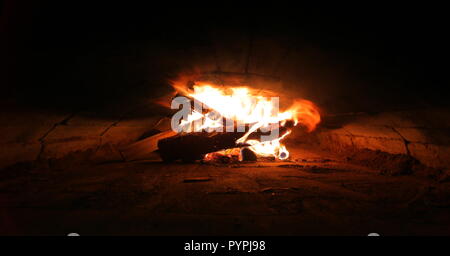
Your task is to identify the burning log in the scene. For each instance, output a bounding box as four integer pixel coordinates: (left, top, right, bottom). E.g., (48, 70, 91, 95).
(158, 131, 243, 162)
(156, 81, 321, 162)
(240, 148, 257, 162)
(157, 127, 289, 162)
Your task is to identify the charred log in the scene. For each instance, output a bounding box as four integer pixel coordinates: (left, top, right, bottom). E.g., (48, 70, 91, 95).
(158, 131, 244, 162)
(240, 147, 257, 162)
(157, 127, 289, 162)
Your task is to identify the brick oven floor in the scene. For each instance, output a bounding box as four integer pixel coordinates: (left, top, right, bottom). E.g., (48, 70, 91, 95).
(1, 146, 449, 235)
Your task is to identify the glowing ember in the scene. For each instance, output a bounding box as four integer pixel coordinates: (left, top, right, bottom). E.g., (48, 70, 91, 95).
(171, 82, 321, 161)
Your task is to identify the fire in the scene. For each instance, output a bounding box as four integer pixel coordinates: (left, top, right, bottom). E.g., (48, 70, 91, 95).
(172, 82, 320, 161)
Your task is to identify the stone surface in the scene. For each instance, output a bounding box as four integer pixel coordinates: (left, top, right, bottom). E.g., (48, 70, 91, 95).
(0, 146, 449, 235)
(0, 103, 164, 168)
(312, 109, 450, 170)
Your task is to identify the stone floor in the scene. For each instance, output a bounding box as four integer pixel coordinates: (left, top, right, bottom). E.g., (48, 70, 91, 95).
(1, 146, 449, 236)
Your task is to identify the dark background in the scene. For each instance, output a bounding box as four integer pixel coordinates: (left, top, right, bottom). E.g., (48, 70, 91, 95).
(2, 2, 449, 115)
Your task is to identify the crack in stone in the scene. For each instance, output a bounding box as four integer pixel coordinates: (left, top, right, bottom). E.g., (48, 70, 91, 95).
(38, 113, 76, 142)
(332, 132, 406, 141)
(92, 136, 104, 154)
(36, 112, 77, 160)
(96, 103, 158, 162)
(99, 102, 151, 137)
(342, 128, 356, 147)
(99, 119, 122, 137)
(389, 126, 411, 156)
(272, 43, 293, 77)
(32, 99, 161, 163)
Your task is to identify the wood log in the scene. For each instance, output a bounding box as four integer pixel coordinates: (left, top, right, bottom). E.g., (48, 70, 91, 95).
(157, 127, 289, 162)
(121, 130, 176, 161)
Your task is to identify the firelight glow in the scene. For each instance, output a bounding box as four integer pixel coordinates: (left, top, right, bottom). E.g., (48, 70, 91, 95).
(173, 83, 321, 160)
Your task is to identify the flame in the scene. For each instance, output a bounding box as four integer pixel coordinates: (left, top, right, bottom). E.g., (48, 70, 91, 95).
(173, 82, 321, 160)
(246, 129, 292, 160)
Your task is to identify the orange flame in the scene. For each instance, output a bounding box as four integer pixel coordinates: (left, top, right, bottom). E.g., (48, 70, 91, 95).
(171, 81, 320, 160)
